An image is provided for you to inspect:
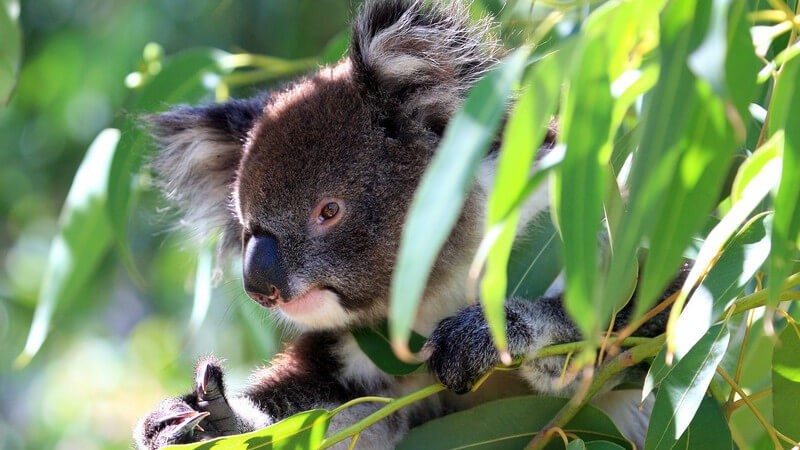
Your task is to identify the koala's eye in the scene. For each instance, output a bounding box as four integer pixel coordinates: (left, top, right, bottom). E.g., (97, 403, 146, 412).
(310, 198, 345, 234)
(319, 202, 339, 222)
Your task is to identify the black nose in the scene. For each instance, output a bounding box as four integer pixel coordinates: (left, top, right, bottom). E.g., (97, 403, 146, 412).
(243, 233, 289, 307)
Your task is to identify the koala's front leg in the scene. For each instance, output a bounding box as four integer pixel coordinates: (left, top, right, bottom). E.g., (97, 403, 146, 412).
(134, 356, 269, 450)
(424, 298, 581, 394)
(135, 332, 407, 450)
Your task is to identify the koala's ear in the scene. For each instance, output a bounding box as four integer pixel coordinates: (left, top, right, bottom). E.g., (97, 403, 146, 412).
(350, 0, 499, 134)
(146, 94, 266, 242)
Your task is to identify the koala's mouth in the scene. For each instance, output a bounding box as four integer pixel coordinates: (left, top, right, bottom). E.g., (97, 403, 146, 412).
(276, 286, 352, 328)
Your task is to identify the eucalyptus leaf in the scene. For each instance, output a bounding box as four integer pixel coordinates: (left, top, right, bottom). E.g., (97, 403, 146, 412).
(351, 322, 427, 376)
(772, 320, 800, 446)
(107, 48, 227, 284)
(765, 52, 800, 312)
(672, 396, 733, 450)
(481, 43, 571, 352)
(643, 323, 731, 450)
(15, 129, 120, 366)
(556, 35, 613, 340)
(389, 47, 531, 354)
(636, 0, 758, 318)
(397, 396, 633, 450)
(165, 409, 330, 450)
(0, 0, 20, 104)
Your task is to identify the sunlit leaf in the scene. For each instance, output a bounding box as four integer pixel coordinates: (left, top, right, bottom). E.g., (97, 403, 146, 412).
(389, 47, 531, 356)
(636, 0, 758, 318)
(397, 396, 633, 450)
(0, 0, 20, 104)
(107, 48, 227, 285)
(165, 409, 330, 450)
(15, 129, 120, 366)
(772, 320, 800, 444)
(674, 213, 771, 357)
(765, 52, 800, 312)
(481, 44, 571, 352)
(556, 35, 613, 340)
(352, 322, 427, 376)
(730, 133, 781, 203)
(601, 0, 717, 319)
(644, 323, 731, 450)
(664, 132, 782, 356)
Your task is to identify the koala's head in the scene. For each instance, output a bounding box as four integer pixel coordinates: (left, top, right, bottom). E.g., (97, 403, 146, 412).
(147, 0, 499, 330)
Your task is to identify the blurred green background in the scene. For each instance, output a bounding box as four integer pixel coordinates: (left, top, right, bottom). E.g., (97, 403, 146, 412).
(0, 1, 358, 448)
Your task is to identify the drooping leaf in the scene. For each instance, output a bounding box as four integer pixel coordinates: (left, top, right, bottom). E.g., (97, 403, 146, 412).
(165, 409, 330, 450)
(389, 47, 531, 355)
(772, 319, 800, 445)
(556, 35, 613, 340)
(643, 323, 731, 450)
(636, 0, 758, 318)
(351, 321, 427, 376)
(0, 0, 21, 104)
(601, 0, 717, 318)
(481, 43, 571, 352)
(15, 129, 120, 366)
(730, 133, 782, 203)
(665, 132, 783, 356)
(106, 48, 227, 284)
(672, 213, 772, 358)
(397, 396, 633, 450)
(672, 396, 733, 450)
(765, 52, 800, 312)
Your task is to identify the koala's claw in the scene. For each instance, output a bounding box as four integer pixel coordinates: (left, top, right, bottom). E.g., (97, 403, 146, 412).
(135, 357, 239, 449)
(424, 304, 500, 395)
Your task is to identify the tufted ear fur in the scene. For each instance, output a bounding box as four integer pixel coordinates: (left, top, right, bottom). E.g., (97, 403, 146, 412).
(146, 95, 266, 245)
(350, 0, 500, 135)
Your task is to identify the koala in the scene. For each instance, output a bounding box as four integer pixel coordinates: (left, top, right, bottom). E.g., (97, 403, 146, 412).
(134, 1, 690, 449)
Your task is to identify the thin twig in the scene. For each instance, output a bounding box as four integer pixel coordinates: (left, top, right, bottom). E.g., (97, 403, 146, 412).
(726, 308, 756, 416)
(716, 367, 782, 450)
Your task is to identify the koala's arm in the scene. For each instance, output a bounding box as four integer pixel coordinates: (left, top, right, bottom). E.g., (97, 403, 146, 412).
(425, 261, 691, 394)
(134, 332, 406, 450)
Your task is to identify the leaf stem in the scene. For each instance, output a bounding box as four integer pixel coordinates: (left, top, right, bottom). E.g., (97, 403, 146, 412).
(525, 335, 666, 450)
(318, 383, 446, 449)
(329, 396, 393, 416)
(716, 367, 782, 450)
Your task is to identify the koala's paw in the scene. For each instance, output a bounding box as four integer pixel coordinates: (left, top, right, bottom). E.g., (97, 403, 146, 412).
(423, 304, 500, 394)
(134, 357, 241, 450)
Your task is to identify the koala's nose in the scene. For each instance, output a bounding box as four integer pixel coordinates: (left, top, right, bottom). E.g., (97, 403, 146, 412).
(243, 233, 290, 307)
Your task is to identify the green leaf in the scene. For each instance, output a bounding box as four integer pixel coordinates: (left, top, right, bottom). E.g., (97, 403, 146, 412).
(0, 0, 21, 104)
(396, 396, 633, 450)
(507, 209, 562, 300)
(555, 35, 614, 339)
(643, 215, 771, 401)
(106, 48, 226, 285)
(643, 323, 731, 450)
(672, 213, 771, 357)
(672, 396, 733, 450)
(765, 52, 800, 312)
(601, 0, 716, 318)
(351, 321, 427, 376)
(636, 0, 758, 318)
(319, 29, 351, 65)
(481, 44, 570, 352)
(664, 133, 783, 355)
(389, 47, 531, 354)
(772, 319, 800, 445)
(15, 129, 120, 367)
(730, 133, 781, 203)
(165, 409, 330, 450)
